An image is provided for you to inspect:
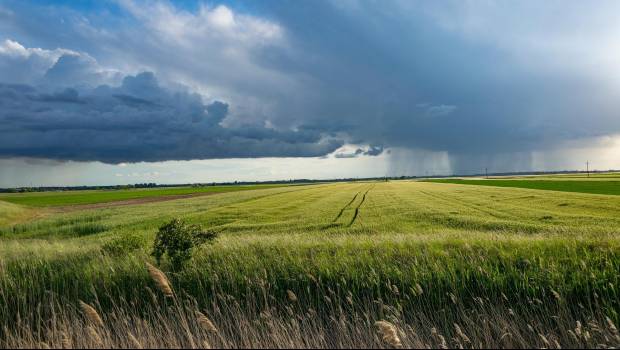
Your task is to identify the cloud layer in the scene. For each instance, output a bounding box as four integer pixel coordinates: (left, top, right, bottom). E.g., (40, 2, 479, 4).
(1, 1, 620, 172)
(0, 70, 341, 163)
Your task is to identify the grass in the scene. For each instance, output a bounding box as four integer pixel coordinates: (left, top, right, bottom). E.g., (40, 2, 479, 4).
(0, 183, 293, 207)
(1, 180, 620, 348)
(502, 172, 620, 180)
(0, 200, 32, 226)
(425, 178, 620, 196)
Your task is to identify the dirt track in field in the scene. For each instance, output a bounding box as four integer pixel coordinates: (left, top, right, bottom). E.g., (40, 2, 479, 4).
(53, 192, 220, 213)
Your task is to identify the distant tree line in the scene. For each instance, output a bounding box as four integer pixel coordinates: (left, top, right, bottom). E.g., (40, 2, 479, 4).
(1, 169, 617, 193)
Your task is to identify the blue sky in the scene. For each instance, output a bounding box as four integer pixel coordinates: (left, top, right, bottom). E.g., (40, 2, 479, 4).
(1, 0, 620, 186)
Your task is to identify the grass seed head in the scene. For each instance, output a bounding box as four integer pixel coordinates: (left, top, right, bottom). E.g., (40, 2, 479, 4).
(61, 332, 72, 349)
(196, 311, 218, 333)
(375, 320, 402, 348)
(128, 332, 142, 349)
(415, 283, 423, 296)
(454, 323, 470, 343)
(146, 262, 174, 297)
(287, 290, 298, 302)
(606, 317, 618, 334)
(551, 289, 561, 301)
(86, 325, 103, 346)
(538, 333, 550, 347)
(79, 301, 104, 328)
(449, 293, 457, 304)
(431, 327, 448, 349)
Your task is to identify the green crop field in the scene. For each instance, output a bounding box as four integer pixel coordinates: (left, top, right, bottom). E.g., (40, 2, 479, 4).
(1, 180, 620, 348)
(426, 178, 620, 196)
(0, 184, 291, 207)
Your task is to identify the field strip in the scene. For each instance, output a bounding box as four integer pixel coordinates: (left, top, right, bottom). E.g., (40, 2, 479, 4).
(418, 190, 518, 220)
(212, 183, 331, 211)
(425, 178, 620, 196)
(52, 192, 222, 212)
(44, 184, 323, 213)
(347, 185, 374, 227)
(202, 184, 339, 230)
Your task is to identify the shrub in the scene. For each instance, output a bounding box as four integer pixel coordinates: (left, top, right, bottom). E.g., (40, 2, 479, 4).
(102, 234, 145, 256)
(152, 218, 217, 270)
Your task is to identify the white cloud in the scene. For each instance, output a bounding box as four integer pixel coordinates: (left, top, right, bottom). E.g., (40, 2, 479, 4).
(0, 39, 74, 64)
(0, 39, 121, 86)
(206, 5, 235, 29)
(117, 1, 283, 45)
(0, 39, 30, 57)
(104, 1, 297, 129)
(0, 39, 76, 84)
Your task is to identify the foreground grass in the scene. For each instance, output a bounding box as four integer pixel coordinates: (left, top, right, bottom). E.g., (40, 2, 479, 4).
(1, 181, 620, 348)
(2, 235, 619, 348)
(0, 183, 292, 207)
(2, 258, 619, 348)
(426, 178, 620, 196)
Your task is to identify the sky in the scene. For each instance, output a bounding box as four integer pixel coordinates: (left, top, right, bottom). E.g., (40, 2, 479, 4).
(1, 0, 620, 187)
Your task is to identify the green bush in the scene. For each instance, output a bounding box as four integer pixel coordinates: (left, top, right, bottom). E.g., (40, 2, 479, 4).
(102, 234, 145, 256)
(152, 218, 217, 270)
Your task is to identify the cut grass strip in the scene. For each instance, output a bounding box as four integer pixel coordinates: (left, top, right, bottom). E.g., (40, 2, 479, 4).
(0, 184, 297, 207)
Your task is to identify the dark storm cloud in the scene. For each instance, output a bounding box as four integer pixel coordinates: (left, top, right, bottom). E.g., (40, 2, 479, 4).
(33, 88, 84, 104)
(242, 1, 620, 172)
(334, 145, 384, 159)
(0, 72, 343, 163)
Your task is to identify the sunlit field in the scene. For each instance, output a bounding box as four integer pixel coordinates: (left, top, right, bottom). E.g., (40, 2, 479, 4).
(427, 173, 620, 196)
(0, 184, 292, 207)
(1, 180, 619, 348)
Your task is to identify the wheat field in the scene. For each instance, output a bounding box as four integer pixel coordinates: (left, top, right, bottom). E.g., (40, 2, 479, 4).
(1, 180, 620, 348)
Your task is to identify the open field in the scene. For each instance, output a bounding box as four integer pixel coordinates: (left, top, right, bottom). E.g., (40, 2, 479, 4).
(492, 172, 620, 180)
(1, 180, 620, 348)
(455, 172, 620, 181)
(0, 184, 291, 207)
(426, 178, 620, 196)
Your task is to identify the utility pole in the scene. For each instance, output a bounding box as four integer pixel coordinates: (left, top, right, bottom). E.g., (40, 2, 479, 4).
(586, 161, 589, 178)
(485, 168, 488, 179)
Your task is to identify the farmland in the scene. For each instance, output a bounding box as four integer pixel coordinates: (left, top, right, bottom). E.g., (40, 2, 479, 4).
(426, 176, 620, 196)
(1, 180, 620, 348)
(0, 184, 292, 207)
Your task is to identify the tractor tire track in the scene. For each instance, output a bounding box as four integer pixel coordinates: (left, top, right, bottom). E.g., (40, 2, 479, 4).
(332, 191, 361, 223)
(347, 185, 374, 227)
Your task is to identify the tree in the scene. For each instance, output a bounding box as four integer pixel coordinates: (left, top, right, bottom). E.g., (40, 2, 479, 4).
(152, 218, 218, 270)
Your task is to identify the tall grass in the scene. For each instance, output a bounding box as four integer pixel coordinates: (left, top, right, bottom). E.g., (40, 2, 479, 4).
(1, 261, 619, 348)
(1, 236, 619, 348)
